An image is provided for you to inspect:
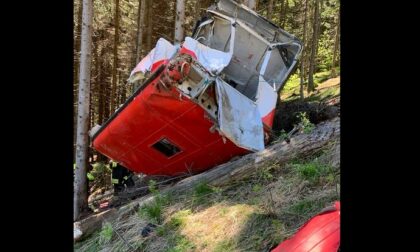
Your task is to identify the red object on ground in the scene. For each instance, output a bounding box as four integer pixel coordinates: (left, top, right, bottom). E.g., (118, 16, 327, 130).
(271, 201, 340, 252)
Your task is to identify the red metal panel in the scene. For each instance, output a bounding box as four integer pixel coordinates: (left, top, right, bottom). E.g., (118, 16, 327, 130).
(271, 202, 340, 252)
(262, 108, 275, 128)
(93, 74, 249, 176)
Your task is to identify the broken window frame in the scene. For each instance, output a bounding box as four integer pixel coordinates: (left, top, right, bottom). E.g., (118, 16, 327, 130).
(196, 10, 302, 96)
(151, 137, 182, 158)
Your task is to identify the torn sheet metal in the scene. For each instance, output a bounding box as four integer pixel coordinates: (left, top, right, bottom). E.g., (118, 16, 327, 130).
(182, 37, 232, 75)
(255, 76, 278, 118)
(129, 38, 176, 80)
(215, 78, 264, 152)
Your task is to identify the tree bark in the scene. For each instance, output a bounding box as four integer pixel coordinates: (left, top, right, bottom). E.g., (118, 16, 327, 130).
(74, 117, 339, 236)
(104, 63, 111, 122)
(174, 0, 185, 44)
(330, 13, 340, 77)
(267, 0, 274, 20)
(246, 0, 257, 11)
(299, 0, 308, 101)
(167, 118, 339, 192)
(97, 47, 105, 125)
(315, 0, 323, 57)
(74, 0, 93, 221)
(283, 0, 289, 28)
(135, 0, 146, 63)
(74, 0, 84, 160)
(146, 0, 153, 51)
(195, 0, 202, 23)
(74, 209, 118, 242)
(279, 0, 287, 28)
(110, 0, 120, 114)
(93, 40, 100, 125)
(118, 71, 126, 105)
(307, 0, 320, 93)
(74, 0, 83, 90)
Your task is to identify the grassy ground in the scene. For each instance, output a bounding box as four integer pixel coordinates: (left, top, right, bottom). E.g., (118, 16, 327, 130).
(75, 73, 341, 252)
(280, 68, 340, 102)
(75, 142, 340, 252)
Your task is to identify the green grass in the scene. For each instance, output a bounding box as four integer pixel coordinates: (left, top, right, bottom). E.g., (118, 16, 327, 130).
(74, 222, 115, 252)
(99, 222, 113, 245)
(305, 85, 340, 102)
(291, 159, 334, 184)
(296, 112, 315, 133)
(168, 210, 191, 229)
(139, 193, 171, 224)
(193, 182, 214, 196)
(288, 198, 327, 216)
(192, 182, 217, 206)
(76, 136, 340, 252)
(166, 235, 196, 252)
(214, 239, 236, 252)
(282, 73, 301, 94)
(236, 213, 284, 251)
(281, 68, 340, 101)
(278, 193, 339, 231)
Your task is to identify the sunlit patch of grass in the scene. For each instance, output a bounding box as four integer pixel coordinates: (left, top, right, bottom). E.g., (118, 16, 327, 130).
(176, 203, 256, 251)
(305, 85, 340, 102)
(280, 69, 340, 101)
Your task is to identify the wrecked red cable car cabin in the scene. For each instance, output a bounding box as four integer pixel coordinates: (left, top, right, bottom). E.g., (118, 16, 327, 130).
(91, 0, 303, 176)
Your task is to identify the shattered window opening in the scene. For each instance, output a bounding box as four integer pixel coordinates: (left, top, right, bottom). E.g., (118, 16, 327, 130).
(152, 138, 181, 158)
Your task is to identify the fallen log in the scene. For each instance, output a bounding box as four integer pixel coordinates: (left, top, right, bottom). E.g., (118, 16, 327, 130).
(74, 208, 118, 242)
(74, 117, 340, 242)
(164, 117, 340, 193)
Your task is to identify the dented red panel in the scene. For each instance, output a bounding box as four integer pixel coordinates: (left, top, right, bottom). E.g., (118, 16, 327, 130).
(93, 73, 249, 176)
(262, 109, 275, 127)
(272, 202, 340, 252)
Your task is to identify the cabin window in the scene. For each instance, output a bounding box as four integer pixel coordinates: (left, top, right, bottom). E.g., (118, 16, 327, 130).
(151, 138, 181, 158)
(194, 17, 231, 53)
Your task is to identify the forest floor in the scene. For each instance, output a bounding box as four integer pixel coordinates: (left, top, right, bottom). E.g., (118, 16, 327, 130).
(75, 72, 340, 252)
(280, 69, 340, 102)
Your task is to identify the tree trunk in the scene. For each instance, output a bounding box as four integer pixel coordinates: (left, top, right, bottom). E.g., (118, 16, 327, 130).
(93, 41, 100, 126)
(299, 0, 308, 101)
(314, 0, 323, 57)
(118, 71, 126, 105)
(74, 209, 118, 242)
(279, 0, 285, 28)
(110, 0, 120, 114)
(171, 118, 339, 191)
(74, 0, 83, 90)
(74, 0, 93, 221)
(283, 0, 289, 28)
(246, 0, 257, 11)
(307, 0, 320, 93)
(267, 0, 274, 20)
(330, 13, 340, 77)
(146, 0, 153, 51)
(104, 65, 111, 122)
(135, 0, 146, 63)
(174, 0, 185, 44)
(97, 47, 105, 125)
(194, 0, 201, 22)
(74, 0, 84, 160)
(74, 117, 339, 237)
